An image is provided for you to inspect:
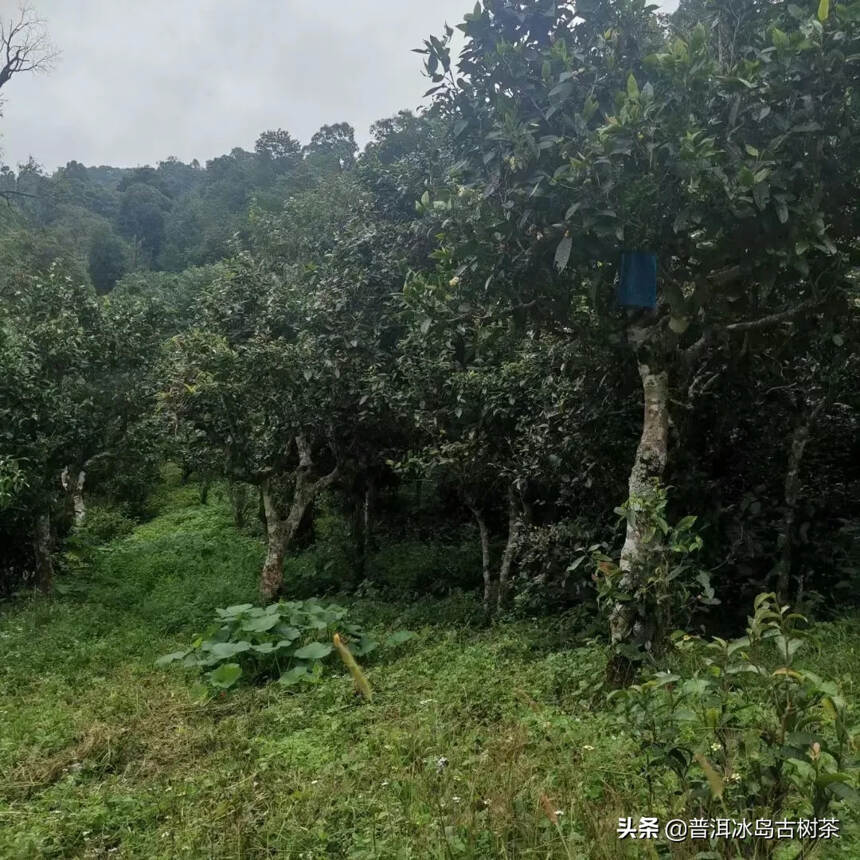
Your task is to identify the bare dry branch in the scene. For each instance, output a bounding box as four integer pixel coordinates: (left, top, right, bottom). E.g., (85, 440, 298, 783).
(724, 298, 821, 333)
(0, 5, 58, 96)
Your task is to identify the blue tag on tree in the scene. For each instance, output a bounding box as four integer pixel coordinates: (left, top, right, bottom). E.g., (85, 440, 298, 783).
(617, 251, 657, 309)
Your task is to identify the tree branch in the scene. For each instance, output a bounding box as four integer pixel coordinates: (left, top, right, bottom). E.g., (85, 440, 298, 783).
(724, 298, 821, 333)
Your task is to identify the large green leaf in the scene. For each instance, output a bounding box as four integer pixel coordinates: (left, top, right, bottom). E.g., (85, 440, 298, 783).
(208, 662, 242, 689)
(155, 650, 189, 666)
(294, 641, 333, 660)
(279, 664, 309, 686)
(385, 630, 417, 646)
(216, 604, 254, 618)
(274, 624, 301, 640)
(208, 641, 252, 660)
(351, 638, 379, 656)
(241, 614, 280, 633)
(252, 642, 276, 654)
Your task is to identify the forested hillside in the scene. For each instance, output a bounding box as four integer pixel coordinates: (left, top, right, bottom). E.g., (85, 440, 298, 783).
(1, 0, 858, 856)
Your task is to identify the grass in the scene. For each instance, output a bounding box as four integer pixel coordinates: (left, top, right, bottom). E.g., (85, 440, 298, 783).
(1, 481, 858, 858)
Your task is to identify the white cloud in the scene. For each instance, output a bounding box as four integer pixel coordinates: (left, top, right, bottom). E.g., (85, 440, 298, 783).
(0, 0, 680, 171)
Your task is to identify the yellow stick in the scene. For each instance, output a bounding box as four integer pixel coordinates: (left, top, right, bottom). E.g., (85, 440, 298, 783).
(333, 633, 372, 702)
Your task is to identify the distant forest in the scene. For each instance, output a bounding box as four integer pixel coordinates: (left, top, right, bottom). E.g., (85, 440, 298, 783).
(0, 122, 361, 288)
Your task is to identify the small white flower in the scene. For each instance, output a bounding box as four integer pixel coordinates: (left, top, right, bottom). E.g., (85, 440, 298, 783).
(452, 796, 461, 803)
(436, 756, 449, 771)
(310, 779, 319, 785)
(582, 744, 594, 751)
(555, 810, 564, 817)
(381, 780, 389, 787)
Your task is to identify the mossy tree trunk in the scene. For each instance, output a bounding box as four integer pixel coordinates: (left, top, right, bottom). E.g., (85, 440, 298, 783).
(259, 435, 338, 600)
(608, 341, 670, 683)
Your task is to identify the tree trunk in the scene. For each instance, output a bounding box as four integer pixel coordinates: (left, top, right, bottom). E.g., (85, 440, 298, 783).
(608, 358, 670, 681)
(468, 501, 493, 610)
(72, 470, 86, 525)
(776, 408, 818, 603)
(32, 511, 54, 594)
(61, 466, 86, 527)
(257, 486, 267, 532)
(258, 435, 338, 600)
(260, 480, 288, 602)
(497, 484, 521, 611)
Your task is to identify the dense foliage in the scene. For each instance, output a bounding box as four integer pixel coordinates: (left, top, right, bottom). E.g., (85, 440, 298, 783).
(1, 0, 859, 852)
(3, 0, 856, 628)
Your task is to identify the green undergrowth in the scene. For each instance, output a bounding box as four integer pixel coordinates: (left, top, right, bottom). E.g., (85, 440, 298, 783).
(1, 485, 858, 858)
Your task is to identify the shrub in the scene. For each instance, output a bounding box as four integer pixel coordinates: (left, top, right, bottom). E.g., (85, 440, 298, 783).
(512, 518, 600, 614)
(157, 598, 414, 690)
(610, 594, 859, 849)
(585, 481, 718, 661)
(72, 507, 136, 547)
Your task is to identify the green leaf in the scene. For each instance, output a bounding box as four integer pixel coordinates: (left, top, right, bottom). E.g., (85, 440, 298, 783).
(385, 630, 417, 646)
(771, 28, 789, 50)
(274, 624, 301, 640)
(825, 781, 860, 802)
(727, 636, 750, 656)
(817, 771, 855, 787)
(208, 662, 242, 689)
(216, 604, 254, 618)
(818, 0, 829, 21)
(208, 641, 252, 660)
(626, 73, 639, 100)
(241, 614, 280, 633)
(252, 642, 276, 654)
(652, 672, 681, 688)
(668, 316, 689, 334)
(351, 638, 379, 656)
(554, 235, 572, 272)
(156, 650, 189, 667)
(294, 641, 333, 660)
(278, 664, 309, 686)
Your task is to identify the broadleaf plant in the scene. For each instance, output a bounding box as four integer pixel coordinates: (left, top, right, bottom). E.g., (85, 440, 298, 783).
(157, 597, 412, 690)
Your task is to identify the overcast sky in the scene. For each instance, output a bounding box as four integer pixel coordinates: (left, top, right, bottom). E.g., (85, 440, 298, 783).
(0, 0, 678, 173)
